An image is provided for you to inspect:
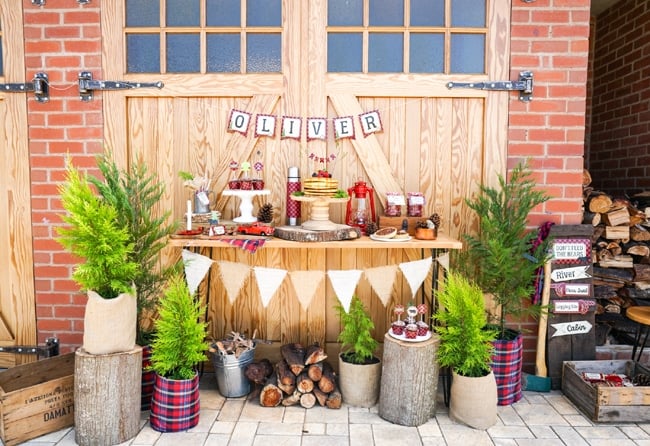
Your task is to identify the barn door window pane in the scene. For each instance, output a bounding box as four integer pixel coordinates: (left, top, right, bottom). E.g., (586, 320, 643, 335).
(328, 33, 362, 72)
(167, 34, 201, 73)
(207, 0, 240, 26)
(167, 0, 200, 27)
(124, 0, 282, 74)
(369, 0, 404, 27)
(247, 0, 282, 27)
(328, 0, 362, 26)
(410, 0, 444, 27)
(369, 33, 402, 72)
(247, 33, 281, 72)
(410, 33, 443, 73)
(126, 0, 160, 27)
(127, 34, 161, 73)
(451, 0, 485, 27)
(450, 34, 484, 73)
(207, 34, 240, 72)
(327, 0, 487, 74)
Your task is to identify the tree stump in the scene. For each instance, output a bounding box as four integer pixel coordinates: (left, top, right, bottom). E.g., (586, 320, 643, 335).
(74, 346, 142, 446)
(378, 333, 439, 426)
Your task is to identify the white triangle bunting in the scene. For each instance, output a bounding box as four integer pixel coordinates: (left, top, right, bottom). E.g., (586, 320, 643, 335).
(181, 249, 214, 296)
(253, 267, 288, 308)
(399, 257, 433, 299)
(363, 265, 398, 307)
(288, 270, 325, 311)
(327, 269, 362, 312)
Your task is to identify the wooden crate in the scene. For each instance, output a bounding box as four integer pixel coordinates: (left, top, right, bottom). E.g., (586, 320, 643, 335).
(0, 353, 75, 446)
(378, 216, 422, 236)
(562, 360, 650, 423)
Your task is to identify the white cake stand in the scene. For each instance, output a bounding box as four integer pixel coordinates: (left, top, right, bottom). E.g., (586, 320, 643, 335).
(291, 195, 349, 230)
(222, 189, 270, 223)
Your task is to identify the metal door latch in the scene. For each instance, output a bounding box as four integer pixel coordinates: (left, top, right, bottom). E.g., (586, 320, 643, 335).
(446, 71, 534, 102)
(78, 71, 164, 101)
(0, 337, 59, 358)
(0, 72, 49, 102)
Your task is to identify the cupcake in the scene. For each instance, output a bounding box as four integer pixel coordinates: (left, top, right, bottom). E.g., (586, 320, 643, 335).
(405, 323, 418, 339)
(416, 321, 429, 337)
(391, 320, 406, 336)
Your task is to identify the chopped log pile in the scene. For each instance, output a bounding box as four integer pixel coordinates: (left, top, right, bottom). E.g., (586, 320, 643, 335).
(244, 342, 342, 409)
(583, 174, 650, 325)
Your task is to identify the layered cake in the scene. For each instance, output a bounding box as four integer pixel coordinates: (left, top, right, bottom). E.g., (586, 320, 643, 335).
(303, 177, 339, 196)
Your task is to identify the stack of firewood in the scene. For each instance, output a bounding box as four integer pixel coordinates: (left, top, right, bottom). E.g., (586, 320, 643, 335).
(583, 172, 650, 315)
(244, 342, 342, 409)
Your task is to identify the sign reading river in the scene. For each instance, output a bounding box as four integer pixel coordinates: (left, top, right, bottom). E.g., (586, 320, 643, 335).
(550, 266, 591, 282)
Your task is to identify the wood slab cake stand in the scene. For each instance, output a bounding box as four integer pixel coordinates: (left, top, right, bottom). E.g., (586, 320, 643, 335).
(290, 195, 349, 231)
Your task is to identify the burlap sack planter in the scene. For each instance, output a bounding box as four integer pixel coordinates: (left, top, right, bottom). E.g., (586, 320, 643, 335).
(150, 373, 200, 432)
(83, 290, 137, 355)
(450, 370, 497, 430)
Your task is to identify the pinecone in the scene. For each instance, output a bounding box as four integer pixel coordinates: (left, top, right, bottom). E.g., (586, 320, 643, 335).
(365, 221, 378, 235)
(257, 203, 274, 223)
(633, 374, 650, 386)
(429, 213, 441, 228)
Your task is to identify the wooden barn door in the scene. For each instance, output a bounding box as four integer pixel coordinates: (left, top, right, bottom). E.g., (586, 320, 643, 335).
(101, 0, 510, 344)
(0, 2, 38, 367)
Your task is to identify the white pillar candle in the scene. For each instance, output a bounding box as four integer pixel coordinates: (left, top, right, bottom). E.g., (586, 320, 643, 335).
(186, 199, 192, 230)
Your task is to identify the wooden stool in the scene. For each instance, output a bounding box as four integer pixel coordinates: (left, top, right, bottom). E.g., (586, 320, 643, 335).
(626, 306, 650, 362)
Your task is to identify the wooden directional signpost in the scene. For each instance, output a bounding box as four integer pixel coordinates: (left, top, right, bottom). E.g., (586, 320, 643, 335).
(546, 225, 596, 389)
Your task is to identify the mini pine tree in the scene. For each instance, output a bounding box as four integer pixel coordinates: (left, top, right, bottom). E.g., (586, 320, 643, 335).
(336, 296, 379, 365)
(257, 202, 274, 223)
(150, 274, 208, 380)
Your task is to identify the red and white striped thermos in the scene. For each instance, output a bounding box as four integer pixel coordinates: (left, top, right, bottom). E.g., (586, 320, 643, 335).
(286, 166, 301, 225)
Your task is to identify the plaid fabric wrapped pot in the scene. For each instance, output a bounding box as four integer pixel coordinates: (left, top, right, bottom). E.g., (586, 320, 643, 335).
(491, 330, 523, 406)
(150, 372, 200, 432)
(141, 346, 155, 411)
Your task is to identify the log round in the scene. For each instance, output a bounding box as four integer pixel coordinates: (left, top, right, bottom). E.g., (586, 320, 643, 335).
(74, 346, 142, 446)
(378, 333, 440, 426)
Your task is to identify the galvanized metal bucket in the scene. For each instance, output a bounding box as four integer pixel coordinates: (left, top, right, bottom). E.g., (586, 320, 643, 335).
(210, 346, 255, 397)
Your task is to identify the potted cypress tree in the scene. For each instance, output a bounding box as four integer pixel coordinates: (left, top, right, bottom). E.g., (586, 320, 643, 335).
(462, 160, 551, 405)
(57, 158, 139, 355)
(89, 152, 179, 410)
(89, 152, 178, 346)
(149, 274, 208, 432)
(336, 296, 381, 408)
(433, 271, 498, 429)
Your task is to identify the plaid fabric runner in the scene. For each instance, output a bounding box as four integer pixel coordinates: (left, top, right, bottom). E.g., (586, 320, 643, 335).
(150, 373, 200, 432)
(220, 238, 266, 253)
(491, 333, 523, 406)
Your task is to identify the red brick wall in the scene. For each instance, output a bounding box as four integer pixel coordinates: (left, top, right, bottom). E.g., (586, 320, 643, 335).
(23, 0, 104, 351)
(587, 0, 650, 196)
(509, 0, 591, 372)
(21, 0, 590, 357)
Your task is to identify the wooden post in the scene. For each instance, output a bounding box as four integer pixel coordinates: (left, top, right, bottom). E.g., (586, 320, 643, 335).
(378, 333, 439, 426)
(74, 346, 142, 446)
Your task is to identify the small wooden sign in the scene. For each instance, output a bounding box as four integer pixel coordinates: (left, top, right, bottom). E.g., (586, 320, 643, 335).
(551, 320, 593, 337)
(552, 300, 596, 315)
(552, 283, 591, 297)
(551, 266, 591, 282)
(552, 238, 591, 264)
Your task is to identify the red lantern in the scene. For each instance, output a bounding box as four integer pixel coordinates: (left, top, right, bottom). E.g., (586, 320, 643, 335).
(345, 181, 376, 234)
